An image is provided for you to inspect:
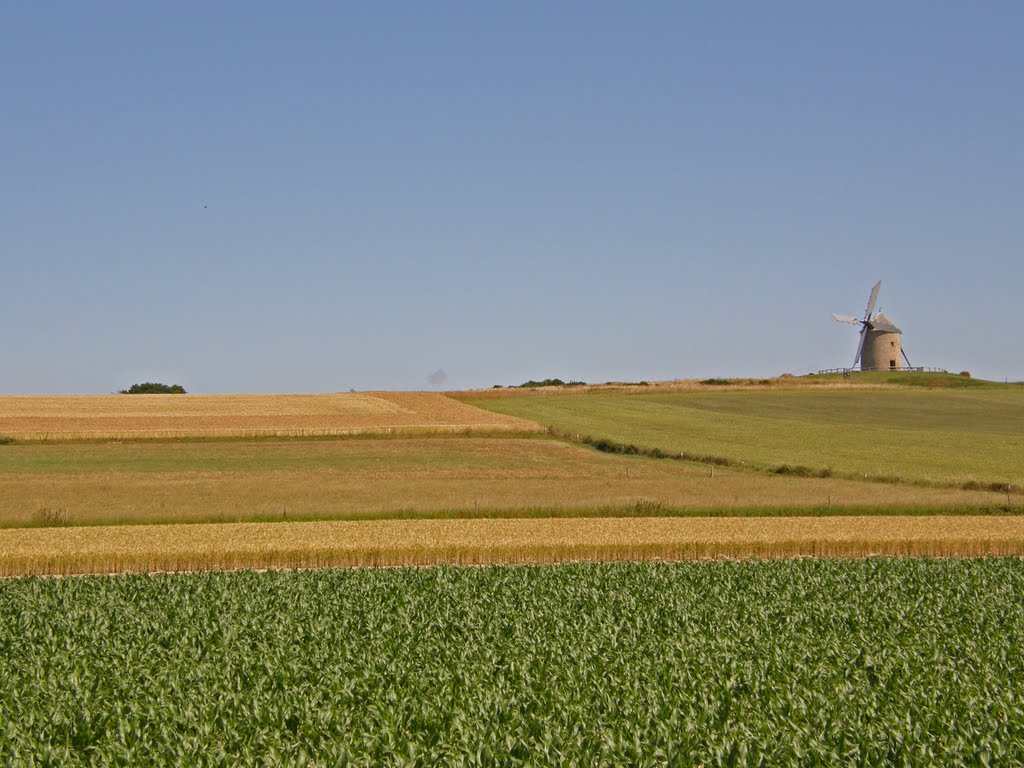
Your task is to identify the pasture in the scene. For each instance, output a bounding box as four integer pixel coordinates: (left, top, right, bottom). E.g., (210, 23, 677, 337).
(3, 560, 1022, 765)
(467, 383, 1024, 487)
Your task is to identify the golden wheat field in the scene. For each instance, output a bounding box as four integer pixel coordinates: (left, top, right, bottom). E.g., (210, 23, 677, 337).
(0, 393, 539, 441)
(3, 516, 1023, 576)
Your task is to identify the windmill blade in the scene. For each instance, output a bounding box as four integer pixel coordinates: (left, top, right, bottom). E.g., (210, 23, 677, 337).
(863, 280, 881, 321)
(869, 320, 901, 334)
(853, 327, 867, 369)
(832, 313, 861, 325)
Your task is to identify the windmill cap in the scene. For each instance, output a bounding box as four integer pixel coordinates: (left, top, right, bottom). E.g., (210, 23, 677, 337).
(870, 312, 902, 333)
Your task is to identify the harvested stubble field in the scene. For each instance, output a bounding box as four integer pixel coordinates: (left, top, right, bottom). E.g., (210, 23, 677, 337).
(0, 437, 1008, 528)
(3, 515, 1024, 576)
(0, 392, 538, 441)
(467, 381, 1024, 487)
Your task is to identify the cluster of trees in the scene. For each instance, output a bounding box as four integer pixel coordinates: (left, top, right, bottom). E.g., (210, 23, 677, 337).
(119, 382, 186, 394)
(491, 378, 587, 389)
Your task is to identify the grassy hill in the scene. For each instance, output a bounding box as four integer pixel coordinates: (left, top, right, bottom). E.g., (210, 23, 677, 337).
(464, 376, 1024, 487)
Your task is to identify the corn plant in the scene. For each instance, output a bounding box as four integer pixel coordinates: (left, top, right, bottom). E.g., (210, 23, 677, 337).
(2, 559, 1023, 766)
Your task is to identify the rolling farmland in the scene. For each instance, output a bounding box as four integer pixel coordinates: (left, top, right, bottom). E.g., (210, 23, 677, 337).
(2, 382, 1023, 764)
(0, 380, 1021, 574)
(3, 560, 1023, 765)
(0, 376, 1019, 573)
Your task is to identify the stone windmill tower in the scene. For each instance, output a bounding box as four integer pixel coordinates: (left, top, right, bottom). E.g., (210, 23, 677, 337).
(832, 281, 912, 371)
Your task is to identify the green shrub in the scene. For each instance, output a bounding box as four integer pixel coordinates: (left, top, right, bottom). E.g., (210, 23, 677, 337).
(516, 379, 587, 389)
(119, 382, 186, 394)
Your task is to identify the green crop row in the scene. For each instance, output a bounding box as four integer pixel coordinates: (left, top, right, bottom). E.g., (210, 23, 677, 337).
(2, 559, 1023, 766)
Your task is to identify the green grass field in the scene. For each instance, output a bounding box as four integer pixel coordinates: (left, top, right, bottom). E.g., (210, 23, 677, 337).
(3, 560, 1022, 766)
(469, 385, 1024, 486)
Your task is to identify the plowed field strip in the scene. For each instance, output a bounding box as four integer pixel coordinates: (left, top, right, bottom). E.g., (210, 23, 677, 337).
(0, 393, 539, 441)
(4, 516, 1023, 576)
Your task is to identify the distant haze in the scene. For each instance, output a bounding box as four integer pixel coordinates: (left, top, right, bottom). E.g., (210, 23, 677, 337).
(2, 3, 1021, 393)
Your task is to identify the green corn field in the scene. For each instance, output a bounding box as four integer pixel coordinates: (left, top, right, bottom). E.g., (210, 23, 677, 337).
(2, 559, 1023, 766)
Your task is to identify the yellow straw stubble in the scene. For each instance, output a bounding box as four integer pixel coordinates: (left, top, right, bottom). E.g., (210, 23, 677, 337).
(0, 392, 539, 441)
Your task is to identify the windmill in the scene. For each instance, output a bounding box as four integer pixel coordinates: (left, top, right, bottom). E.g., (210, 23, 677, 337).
(832, 280, 912, 371)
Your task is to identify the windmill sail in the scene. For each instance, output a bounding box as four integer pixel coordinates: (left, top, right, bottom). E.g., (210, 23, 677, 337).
(831, 313, 860, 325)
(852, 327, 867, 368)
(863, 280, 881, 321)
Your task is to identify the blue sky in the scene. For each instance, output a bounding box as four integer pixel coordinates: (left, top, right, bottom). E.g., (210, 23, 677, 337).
(2, 2, 1021, 393)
